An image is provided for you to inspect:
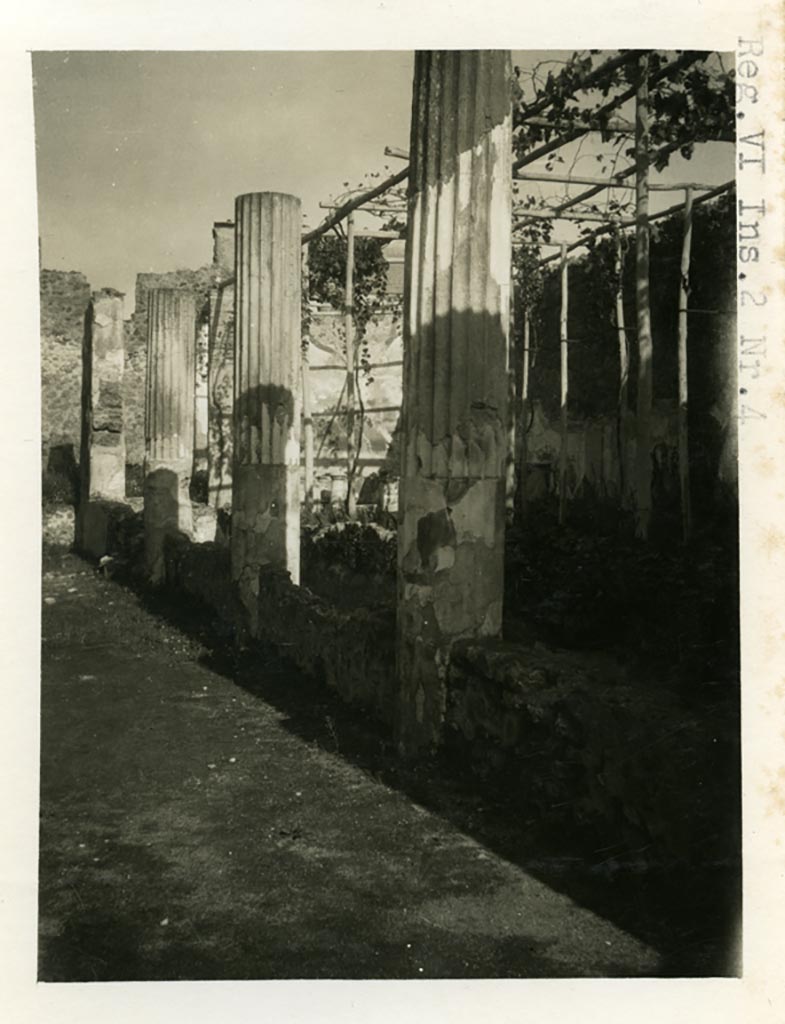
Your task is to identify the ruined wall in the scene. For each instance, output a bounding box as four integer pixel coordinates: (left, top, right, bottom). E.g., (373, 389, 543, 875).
(522, 399, 680, 507)
(40, 270, 92, 472)
(39, 268, 212, 502)
(524, 192, 737, 522)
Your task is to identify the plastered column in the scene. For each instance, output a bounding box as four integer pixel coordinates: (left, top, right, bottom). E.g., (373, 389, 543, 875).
(231, 192, 302, 629)
(194, 317, 210, 477)
(144, 289, 196, 583)
(208, 222, 236, 510)
(76, 289, 126, 554)
(397, 51, 513, 754)
(207, 281, 235, 510)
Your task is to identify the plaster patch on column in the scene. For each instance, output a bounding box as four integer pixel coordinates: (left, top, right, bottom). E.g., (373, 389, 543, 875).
(433, 546, 455, 572)
(430, 539, 503, 637)
(450, 478, 500, 548)
(254, 509, 273, 534)
(416, 506, 456, 570)
(403, 581, 434, 606)
(481, 599, 503, 635)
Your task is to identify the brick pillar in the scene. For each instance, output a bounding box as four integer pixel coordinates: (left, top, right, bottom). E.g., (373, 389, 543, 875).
(144, 289, 196, 583)
(231, 192, 302, 628)
(397, 51, 513, 754)
(76, 289, 126, 556)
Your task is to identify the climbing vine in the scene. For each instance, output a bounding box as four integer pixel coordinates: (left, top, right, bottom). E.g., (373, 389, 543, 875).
(307, 232, 390, 379)
(512, 49, 734, 167)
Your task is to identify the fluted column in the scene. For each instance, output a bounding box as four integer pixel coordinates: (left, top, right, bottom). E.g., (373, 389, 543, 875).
(397, 51, 513, 754)
(76, 289, 126, 554)
(231, 192, 302, 627)
(207, 280, 235, 511)
(144, 289, 196, 583)
(208, 221, 236, 511)
(194, 317, 210, 478)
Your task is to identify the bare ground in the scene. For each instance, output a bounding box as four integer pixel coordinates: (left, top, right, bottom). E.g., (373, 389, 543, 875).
(39, 549, 739, 980)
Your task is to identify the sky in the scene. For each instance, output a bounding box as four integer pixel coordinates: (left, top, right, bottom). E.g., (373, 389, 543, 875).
(32, 50, 734, 315)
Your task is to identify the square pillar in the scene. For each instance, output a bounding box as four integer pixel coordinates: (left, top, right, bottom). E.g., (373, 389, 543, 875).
(76, 289, 126, 555)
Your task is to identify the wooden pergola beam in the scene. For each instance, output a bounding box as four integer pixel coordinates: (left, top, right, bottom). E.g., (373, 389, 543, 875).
(519, 115, 732, 144)
(306, 52, 726, 246)
(518, 50, 639, 120)
(514, 208, 633, 225)
(519, 114, 635, 134)
(512, 51, 703, 173)
(312, 215, 404, 239)
(552, 136, 683, 214)
(536, 178, 733, 265)
(515, 170, 719, 192)
(302, 166, 409, 244)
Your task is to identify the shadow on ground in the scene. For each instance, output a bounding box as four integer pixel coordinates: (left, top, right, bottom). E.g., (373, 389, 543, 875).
(40, 547, 741, 979)
(121, 556, 741, 977)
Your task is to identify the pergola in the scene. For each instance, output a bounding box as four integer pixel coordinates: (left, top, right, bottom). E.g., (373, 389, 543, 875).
(243, 50, 736, 539)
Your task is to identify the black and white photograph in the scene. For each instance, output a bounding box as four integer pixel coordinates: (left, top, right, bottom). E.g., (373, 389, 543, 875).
(33, 46, 742, 980)
(1, 3, 784, 1019)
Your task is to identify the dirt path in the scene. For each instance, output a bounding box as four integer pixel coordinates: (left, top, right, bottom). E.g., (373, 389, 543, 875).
(40, 550, 727, 980)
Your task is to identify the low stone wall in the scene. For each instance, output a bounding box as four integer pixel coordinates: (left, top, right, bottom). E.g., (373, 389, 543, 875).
(254, 568, 397, 724)
(448, 640, 739, 866)
(161, 533, 398, 725)
(301, 522, 396, 610)
(163, 537, 240, 636)
(76, 499, 144, 562)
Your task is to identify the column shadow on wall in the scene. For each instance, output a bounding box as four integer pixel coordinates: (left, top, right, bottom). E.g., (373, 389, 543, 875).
(234, 382, 296, 458)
